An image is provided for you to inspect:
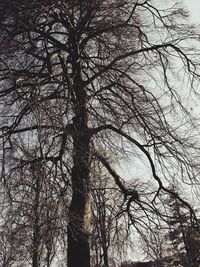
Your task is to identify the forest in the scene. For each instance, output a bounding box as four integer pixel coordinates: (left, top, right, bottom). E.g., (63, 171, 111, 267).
(0, 0, 199, 266)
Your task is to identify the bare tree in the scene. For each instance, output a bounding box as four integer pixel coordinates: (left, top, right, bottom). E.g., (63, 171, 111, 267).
(140, 186, 200, 267)
(91, 164, 134, 267)
(0, 134, 69, 267)
(139, 221, 168, 267)
(0, 1, 200, 267)
(165, 189, 200, 267)
(0, 222, 17, 267)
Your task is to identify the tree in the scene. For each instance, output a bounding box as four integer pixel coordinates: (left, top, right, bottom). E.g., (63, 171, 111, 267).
(140, 223, 168, 267)
(0, 134, 69, 267)
(0, 195, 28, 267)
(91, 165, 133, 267)
(166, 190, 200, 267)
(0, 222, 19, 267)
(140, 187, 200, 267)
(0, 1, 200, 267)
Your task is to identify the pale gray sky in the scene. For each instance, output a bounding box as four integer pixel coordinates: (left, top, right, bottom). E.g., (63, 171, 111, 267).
(183, 0, 200, 22)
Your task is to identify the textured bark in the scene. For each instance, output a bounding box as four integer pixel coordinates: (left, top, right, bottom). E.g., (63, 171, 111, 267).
(67, 134, 91, 267)
(67, 27, 92, 267)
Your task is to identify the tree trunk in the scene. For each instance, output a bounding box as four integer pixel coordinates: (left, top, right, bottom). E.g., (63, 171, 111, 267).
(102, 228, 109, 267)
(67, 133, 91, 267)
(67, 28, 91, 267)
(32, 164, 41, 267)
(102, 247, 109, 267)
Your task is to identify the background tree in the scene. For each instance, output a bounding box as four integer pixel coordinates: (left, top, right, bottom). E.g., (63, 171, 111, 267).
(140, 222, 168, 267)
(91, 164, 134, 267)
(0, 1, 200, 267)
(0, 133, 70, 266)
(165, 189, 200, 267)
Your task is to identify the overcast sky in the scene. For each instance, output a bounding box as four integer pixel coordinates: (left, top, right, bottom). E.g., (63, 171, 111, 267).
(183, 0, 200, 23)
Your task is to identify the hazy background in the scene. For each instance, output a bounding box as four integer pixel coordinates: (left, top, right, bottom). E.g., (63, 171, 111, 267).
(183, 0, 200, 23)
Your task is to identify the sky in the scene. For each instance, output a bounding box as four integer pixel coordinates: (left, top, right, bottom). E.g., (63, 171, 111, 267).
(183, 0, 200, 23)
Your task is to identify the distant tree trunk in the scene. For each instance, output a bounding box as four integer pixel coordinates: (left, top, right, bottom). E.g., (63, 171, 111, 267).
(102, 222, 109, 267)
(32, 164, 41, 267)
(102, 246, 109, 267)
(67, 29, 92, 267)
(46, 245, 51, 267)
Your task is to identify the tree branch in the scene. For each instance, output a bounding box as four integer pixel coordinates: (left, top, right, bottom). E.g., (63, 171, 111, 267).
(92, 124, 199, 224)
(85, 43, 197, 86)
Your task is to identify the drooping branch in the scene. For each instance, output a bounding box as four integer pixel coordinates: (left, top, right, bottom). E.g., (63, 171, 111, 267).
(95, 152, 140, 213)
(95, 152, 127, 196)
(92, 124, 199, 224)
(92, 124, 163, 188)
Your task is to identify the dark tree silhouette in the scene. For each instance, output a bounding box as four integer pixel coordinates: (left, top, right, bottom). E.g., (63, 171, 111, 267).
(166, 190, 200, 267)
(0, 1, 200, 267)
